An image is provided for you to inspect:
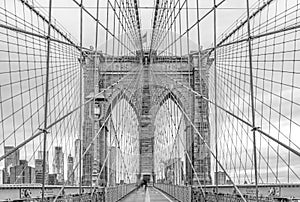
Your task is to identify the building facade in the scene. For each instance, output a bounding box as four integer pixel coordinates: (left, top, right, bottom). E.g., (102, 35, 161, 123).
(48, 174, 58, 185)
(67, 154, 74, 185)
(4, 146, 20, 184)
(35, 151, 49, 184)
(74, 139, 80, 185)
(10, 160, 35, 184)
(215, 171, 226, 185)
(53, 147, 64, 184)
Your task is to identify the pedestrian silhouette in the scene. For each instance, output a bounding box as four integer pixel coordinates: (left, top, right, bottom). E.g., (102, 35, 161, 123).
(140, 179, 148, 192)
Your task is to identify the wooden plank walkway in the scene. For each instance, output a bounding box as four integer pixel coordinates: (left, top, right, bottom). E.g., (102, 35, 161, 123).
(120, 186, 175, 202)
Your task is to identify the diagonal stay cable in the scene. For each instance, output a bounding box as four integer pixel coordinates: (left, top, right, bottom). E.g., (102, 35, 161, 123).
(201, 56, 288, 181)
(150, 0, 161, 50)
(12, 74, 82, 184)
(150, 65, 247, 202)
(72, 0, 135, 55)
(133, 0, 143, 50)
(154, 67, 300, 158)
(19, 0, 78, 47)
(0, 62, 141, 163)
(0, 23, 92, 53)
(118, 0, 140, 49)
(152, 0, 177, 51)
(157, 0, 226, 55)
(122, 0, 141, 48)
(150, 64, 206, 190)
(153, 0, 186, 51)
(91, 67, 143, 196)
(53, 63, 143, 202)
(107, 0, 137, 49)
(152, 0, 172, 50)
(213, 0, 275, 52)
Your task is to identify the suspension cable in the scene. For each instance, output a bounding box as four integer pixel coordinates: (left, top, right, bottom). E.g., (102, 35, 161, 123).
(53, 64, 143, 201)
(72, 0, 135, 55)
(150, 73, 206, 196)
(0, 62, 141, 162)
(149, 65, 247, 202)
(157, 0, 226, 55)
(91, 68, 143, 195)
(154, 67, 300, 158)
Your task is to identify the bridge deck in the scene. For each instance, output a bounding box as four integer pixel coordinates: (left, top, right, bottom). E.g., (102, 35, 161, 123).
(120, 187, 175, 202)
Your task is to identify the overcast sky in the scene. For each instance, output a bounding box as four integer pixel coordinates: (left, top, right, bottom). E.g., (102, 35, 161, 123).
(32, 0, 259, 52)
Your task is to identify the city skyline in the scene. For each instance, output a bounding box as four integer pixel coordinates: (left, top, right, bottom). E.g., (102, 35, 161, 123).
(0, 145, 77, 185)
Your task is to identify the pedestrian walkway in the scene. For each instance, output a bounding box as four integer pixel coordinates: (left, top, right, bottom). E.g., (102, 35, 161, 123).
(120, 186, 175, 202)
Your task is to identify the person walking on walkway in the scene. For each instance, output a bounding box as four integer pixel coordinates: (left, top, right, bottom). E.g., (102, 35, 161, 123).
(143, 179, 148, 192)
(140, 179, 148, 192)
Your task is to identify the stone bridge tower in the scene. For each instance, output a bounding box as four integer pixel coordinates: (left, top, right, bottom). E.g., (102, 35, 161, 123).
(82, 49, 213, 185)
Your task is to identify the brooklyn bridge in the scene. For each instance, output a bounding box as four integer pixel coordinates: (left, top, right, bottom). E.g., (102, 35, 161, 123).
(0, 0, 300, 201)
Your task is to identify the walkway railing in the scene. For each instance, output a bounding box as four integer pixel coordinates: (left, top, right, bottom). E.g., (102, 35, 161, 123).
(0, 184, 136, 202)
(154, 183, 192, 202)
(105, 183, 137, 202)
(154, 184, 276, 202)
(192, 191, 274, 202)
(53, 184, 136, 202)
(56, 192, 105, 202)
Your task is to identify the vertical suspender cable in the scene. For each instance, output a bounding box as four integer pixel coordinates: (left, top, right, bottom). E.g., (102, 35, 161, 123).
(178, 0, 183, 92)
(112, 0, 117, 62)
(245, 0, 259, 201)
(92, 0, 100, 188)
(133, 0, 142, 51)
(108, 0, 117, 186)
(196, 0, 207, 196)
(174, 2, 177, 57)
(105, 0, 110, 101)
(185, 0, 193, 184)
(171, 1, 175, 67)
(42, 0, 52, 201)
(105, 0, 110, 56)
(213, 0, 219, 197)
(79, 0, 84, 196)
(171, 0, 175, 57)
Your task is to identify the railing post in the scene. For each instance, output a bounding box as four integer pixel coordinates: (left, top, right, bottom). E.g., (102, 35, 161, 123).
(188, 185, 192, 202)
(105, 186, 108, 202)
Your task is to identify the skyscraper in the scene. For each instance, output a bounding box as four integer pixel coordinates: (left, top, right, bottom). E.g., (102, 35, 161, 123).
(0, 169, 4, 184)
(67, 154, 74, 185)
(48, 174, 58, 185)
(53, 147, 64, 184)
(35, 159, 43, 184)
(4, 146, 20, 184)
(74, 139, 80, 185)
(35, 151, 49, 184)
(215, 171, 226, 185)
(10, 160, 35, 184)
